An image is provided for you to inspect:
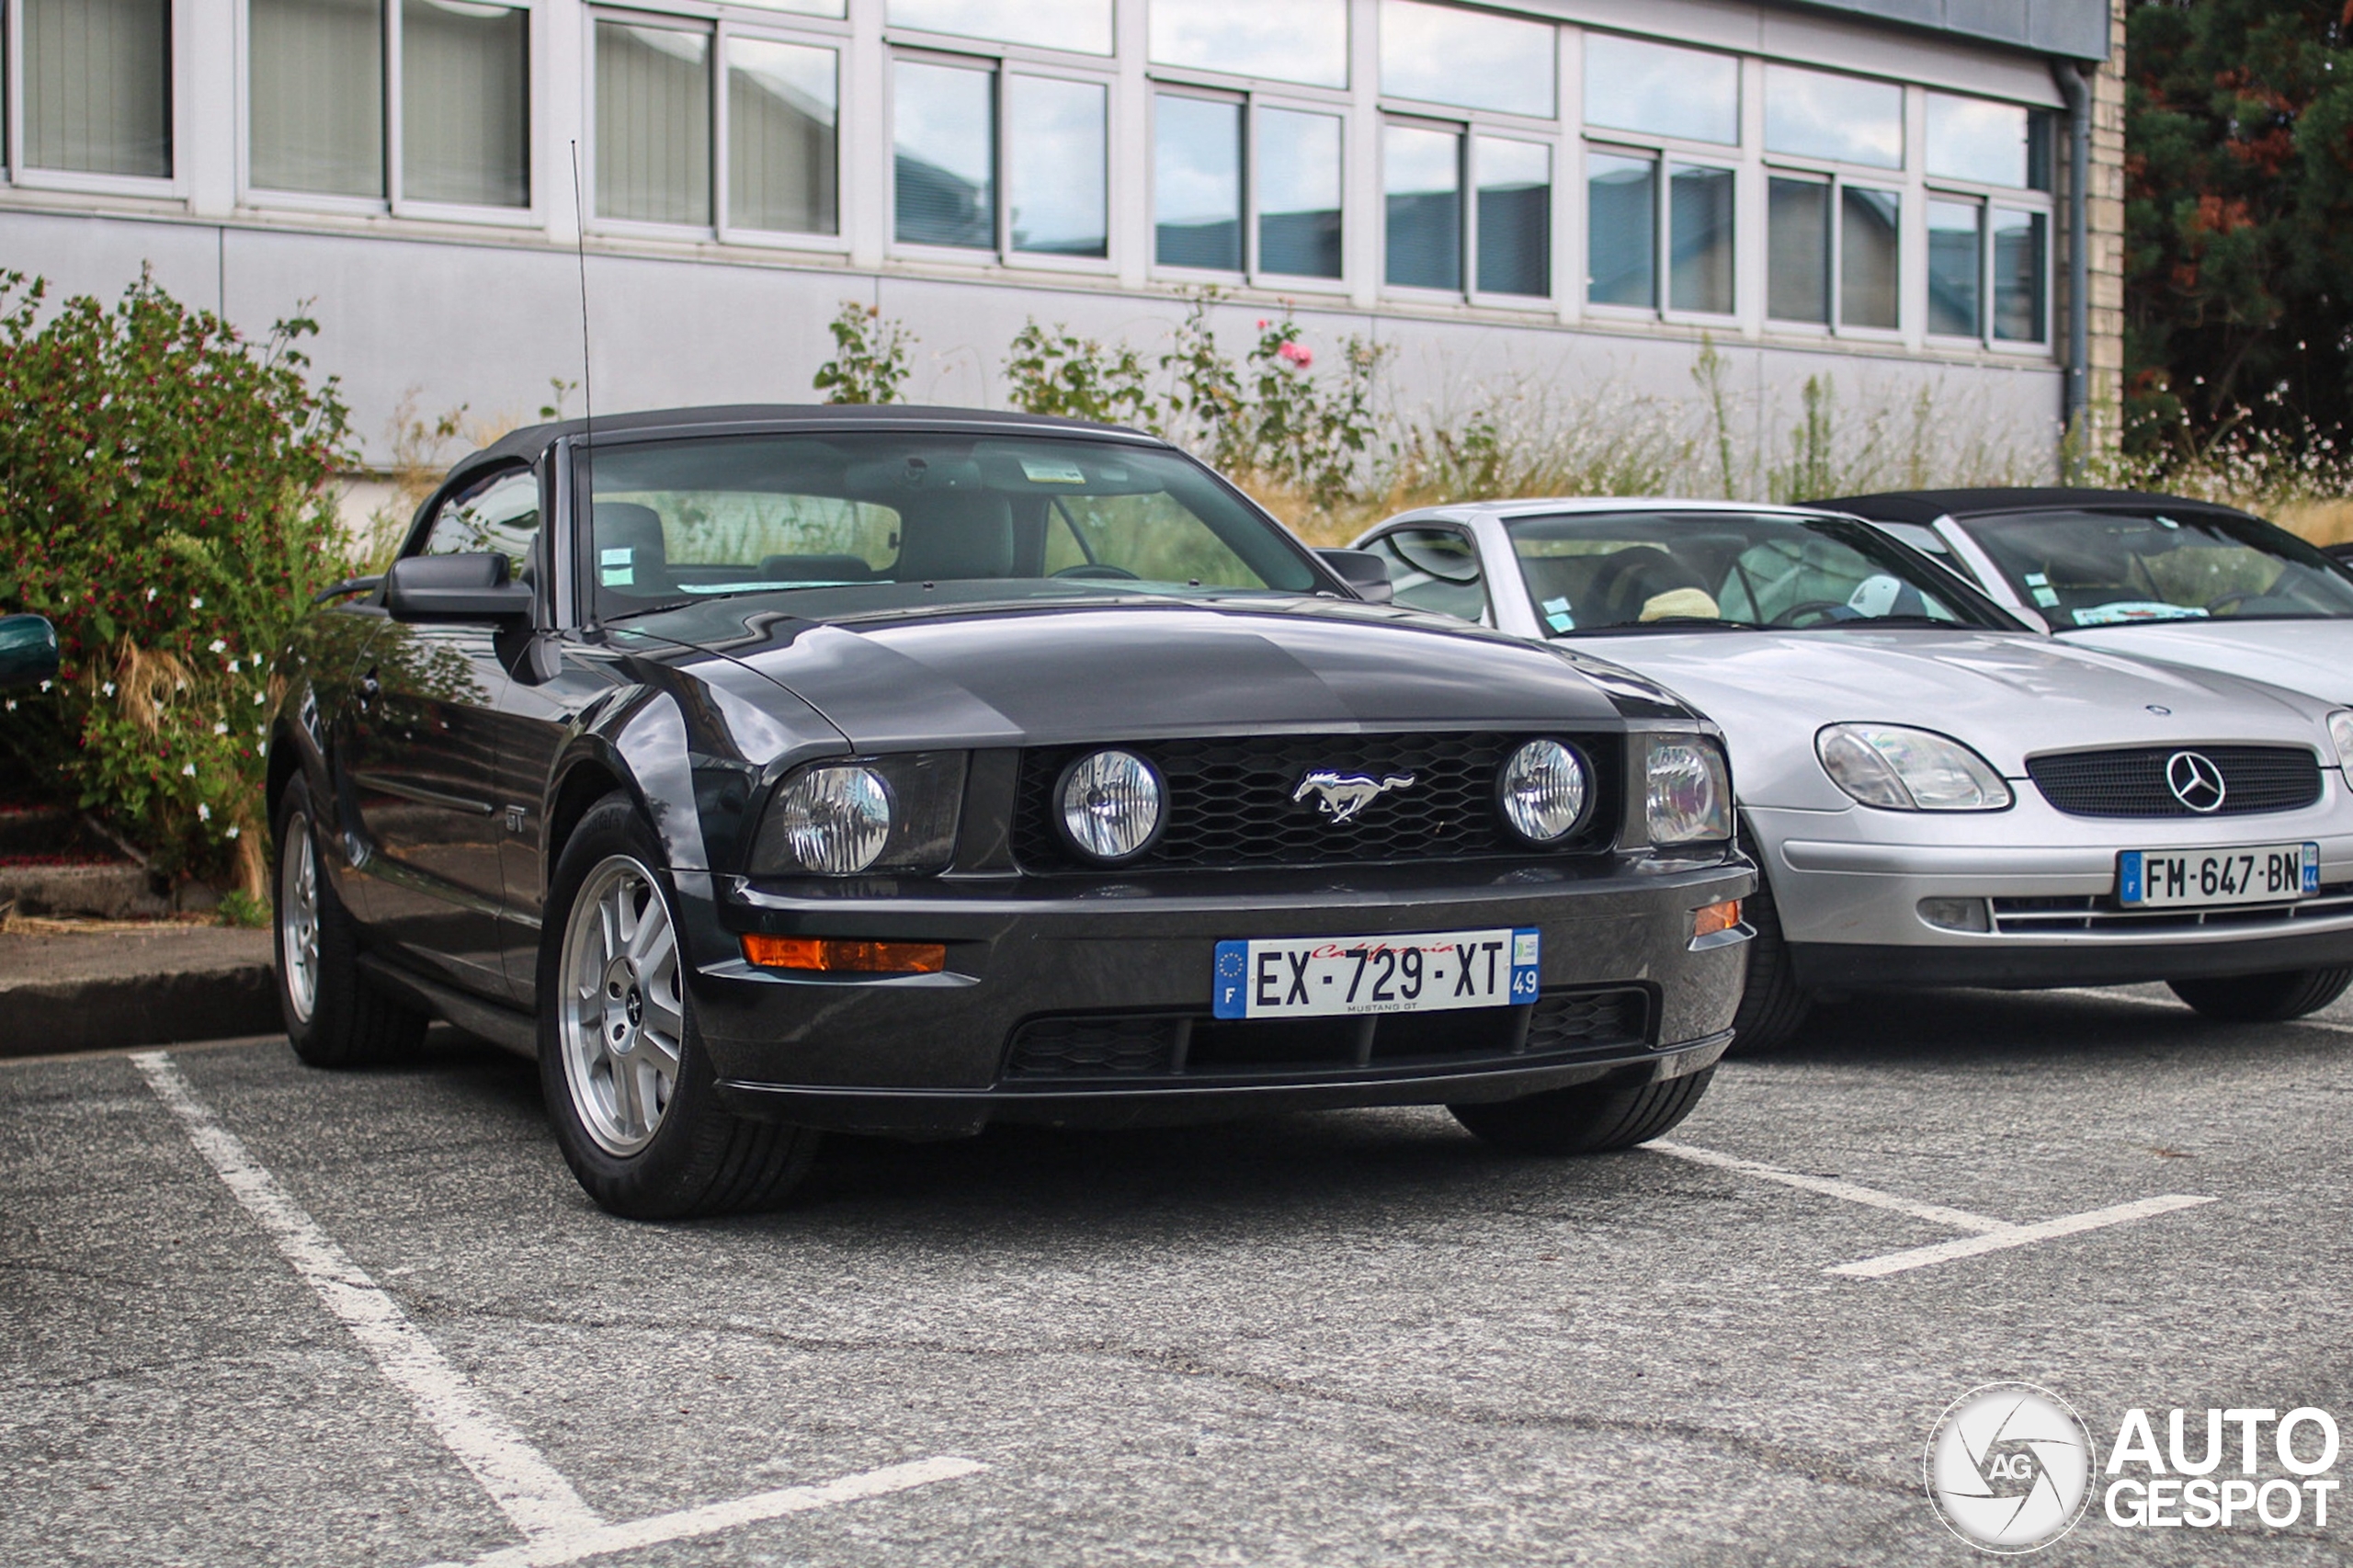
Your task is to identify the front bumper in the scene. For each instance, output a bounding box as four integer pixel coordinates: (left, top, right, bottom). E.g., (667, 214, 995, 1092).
(1750, 798, 2353, 990)
(669, 856, 1753, 1135)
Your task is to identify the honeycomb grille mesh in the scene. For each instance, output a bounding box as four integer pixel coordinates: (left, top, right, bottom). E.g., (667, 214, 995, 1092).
(2026, 745, 2321, 818)
(1011, 732, 1617, 872)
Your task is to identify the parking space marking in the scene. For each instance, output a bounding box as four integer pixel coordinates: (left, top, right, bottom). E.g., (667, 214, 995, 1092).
(1650, 1139, 2214, 1279)
(1826, 1194, 2218, 1278)
(1648, 1141, 2010, 1233)
(131, 1051, 983, 1566)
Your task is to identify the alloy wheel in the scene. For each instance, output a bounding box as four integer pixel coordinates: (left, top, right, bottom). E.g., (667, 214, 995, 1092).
(278, 812, 321, 1025)
(558, 855, 686, 1156)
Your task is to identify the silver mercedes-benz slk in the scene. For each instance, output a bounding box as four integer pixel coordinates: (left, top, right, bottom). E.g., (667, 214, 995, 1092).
(1348, 498, 2353, 1050)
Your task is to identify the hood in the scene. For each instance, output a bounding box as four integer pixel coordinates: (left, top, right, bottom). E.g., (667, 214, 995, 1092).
(2059, 619, 2353, 709)
(633, 597, 1630, 750)
(1563, 626, 2335, 809)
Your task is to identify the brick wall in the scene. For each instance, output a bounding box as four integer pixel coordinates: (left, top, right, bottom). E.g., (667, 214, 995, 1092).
(2083, 0, 2129, 457)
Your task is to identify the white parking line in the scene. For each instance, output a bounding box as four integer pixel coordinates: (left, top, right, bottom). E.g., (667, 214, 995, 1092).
(131, 1051, 982, 1566)
(1825, 1195, 2218, 1279)
(1650, 1139, 2214, 1279)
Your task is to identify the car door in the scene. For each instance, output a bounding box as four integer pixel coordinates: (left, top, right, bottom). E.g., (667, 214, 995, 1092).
(343, 466, 542, 995)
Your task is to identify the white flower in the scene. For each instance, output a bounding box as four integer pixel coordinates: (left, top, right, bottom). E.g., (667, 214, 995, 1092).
(227, 659, 240, 673)
(208, 639, 226, 653)
(190, 597, 202, 609)
(3, 699, 13, 711)
(181, 763, 196, 777)
(39, 681, 50, 693)
(198, 803, 211, 822)
(101, 681, 116, 697)
(212, 722, 228, 735)
(251, 691, 264, 705)
(226, 825, 241, 840)
(145, 587, 156, 602)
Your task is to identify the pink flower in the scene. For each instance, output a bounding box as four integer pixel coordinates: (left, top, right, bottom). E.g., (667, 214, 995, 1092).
(1278, 340, 1313, 369)
(1256, 319, 1268, 330)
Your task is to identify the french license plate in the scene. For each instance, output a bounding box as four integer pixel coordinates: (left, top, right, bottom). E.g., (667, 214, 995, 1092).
(1211, 927, 1540, 1020)
(2118, 843, 2318, 908)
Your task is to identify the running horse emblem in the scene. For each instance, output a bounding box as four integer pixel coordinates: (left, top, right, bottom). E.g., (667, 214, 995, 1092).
(1292, 770, 1416, 824)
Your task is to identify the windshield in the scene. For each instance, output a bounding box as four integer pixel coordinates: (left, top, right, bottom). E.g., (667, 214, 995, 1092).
(1501, 510, 2008, 633)
(1954, 507, 2353, 629)
(584, 432, 1318, 619)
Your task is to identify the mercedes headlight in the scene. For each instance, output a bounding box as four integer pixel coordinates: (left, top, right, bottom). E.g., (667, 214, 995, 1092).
(751, 753, 965, 875)
(1816, 724, 2012, 811)
(1498, 739, 1592, 845)
(1646, 734, 1732, 845)
(1058, 748, 1165, 863)
(2327, 710, 2353, 781)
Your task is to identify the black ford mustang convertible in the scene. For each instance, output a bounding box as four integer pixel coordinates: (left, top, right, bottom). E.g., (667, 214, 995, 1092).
(269, 406, 1753, 1217)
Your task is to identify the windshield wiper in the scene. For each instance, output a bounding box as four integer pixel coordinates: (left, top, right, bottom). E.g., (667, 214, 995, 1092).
(1570, 617, 1755, 634)
(1799, 614, 1967, 630)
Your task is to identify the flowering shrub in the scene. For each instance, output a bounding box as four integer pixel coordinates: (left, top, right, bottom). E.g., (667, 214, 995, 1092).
(813, 301, 916, 404)
(0, 271, 354, 894)
(1004, 320, 1157, 428)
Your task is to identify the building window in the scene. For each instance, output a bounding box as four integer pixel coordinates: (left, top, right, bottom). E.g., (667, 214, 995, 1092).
(26, 0, 173, 178)
(1927, 93, 2052, 191)
(1767, 174, 1829, 324)
(1379, 0, 1552, 119)
(1383, 120, 1461, 291)
(729, 38, 838, 236)
(1668, 163, 1734, 315)
(405, 1, 529, 208)
(1991, 207, 2047, 343)
(1475, 136, 1549, 298)
(1841, 186, 1900, 331)
(1585, 150, 1654, 308)
(1763, 63, 1901, 169)
(1767, 173, 1902, 332)
(1258, 108, 1342, 278)
(1154, 92, 1241, 269)
(597, 20, 710, 226)
(894, 57, 1106, 259)
(890, 0, 1112, 58)
(1583, 34, 1736, 148)
(1927, 197, 1981, 338)
(1149, 0, 1347, 90)
(251, 0, 382, 197)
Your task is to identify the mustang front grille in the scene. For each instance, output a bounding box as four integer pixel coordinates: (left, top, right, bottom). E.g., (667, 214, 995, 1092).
(1001, 986, 1654, 1082)
(2025, 745, 2322, 818)
(1009, 731, 1620, 872)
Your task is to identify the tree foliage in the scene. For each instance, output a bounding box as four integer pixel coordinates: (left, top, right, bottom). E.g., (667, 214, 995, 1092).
(0, 271, 353, 891)
(2126, 0, 2353, 453)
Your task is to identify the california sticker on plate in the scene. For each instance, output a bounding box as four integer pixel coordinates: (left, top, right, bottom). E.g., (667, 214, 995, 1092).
(2117, 842, 2318, 909)
(1211, 927, 1540, 1020)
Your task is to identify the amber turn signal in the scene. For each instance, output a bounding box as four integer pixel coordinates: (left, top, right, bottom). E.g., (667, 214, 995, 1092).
(741, 935, 947, 973)
(1692, 899, 1743, 938)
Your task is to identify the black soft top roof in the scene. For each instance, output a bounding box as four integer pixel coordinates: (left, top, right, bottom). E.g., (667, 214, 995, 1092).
(1810, 487, 2260, 524)
(447, 403, 1165, 487)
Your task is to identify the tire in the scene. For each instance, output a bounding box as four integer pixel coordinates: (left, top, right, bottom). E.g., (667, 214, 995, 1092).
(1724, 860, 1811, 1056)
(1449, 1067, 1715, 1155)
(538, 792, 819, 1220)
(273, 777, 426, 1067)
(2166, 966, 2353, 1023)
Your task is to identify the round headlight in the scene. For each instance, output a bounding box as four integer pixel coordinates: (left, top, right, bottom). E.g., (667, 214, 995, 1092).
(1058, 749, 1165, 862)
(770, 764, 892, 874)
(1498, 738, 1591, 845)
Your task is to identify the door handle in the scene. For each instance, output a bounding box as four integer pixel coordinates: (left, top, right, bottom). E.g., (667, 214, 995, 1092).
(358, 667, 381, 708)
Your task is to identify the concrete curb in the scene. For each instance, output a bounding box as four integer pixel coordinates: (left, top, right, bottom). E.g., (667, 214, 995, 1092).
(0, 927, 280, 1057)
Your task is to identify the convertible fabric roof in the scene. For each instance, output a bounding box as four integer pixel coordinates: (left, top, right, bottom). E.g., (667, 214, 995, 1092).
(1812, 488, 2259, 523)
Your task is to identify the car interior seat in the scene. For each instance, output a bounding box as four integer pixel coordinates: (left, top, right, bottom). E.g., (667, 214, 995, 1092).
(592, 502, 675, 596)
(892, 491, 1017, 582)
(1589, 545, 1715, 625)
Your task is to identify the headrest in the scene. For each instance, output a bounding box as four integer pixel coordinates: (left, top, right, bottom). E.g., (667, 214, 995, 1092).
(892, 491, 1016, 583)
(1594, 545, 1707, 624)
(762, 553, 877, 584)
(593, 501, 670, 593)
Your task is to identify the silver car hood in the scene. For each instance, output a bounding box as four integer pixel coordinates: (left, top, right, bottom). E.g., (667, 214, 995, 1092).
(2058, 619, 2353, 708)
(1563, 627, 2334, 810)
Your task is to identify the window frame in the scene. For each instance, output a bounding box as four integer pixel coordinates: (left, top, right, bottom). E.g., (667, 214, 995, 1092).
(1144, 72, 1352, 296)
(237, 0, 542, 227)
(1918, 92, 2055, 355)
(1579, 140, 1738, 325)
(1361, 521, 1493, 628)
(6, 0, 186, 198)
(883, 39, 1118, 275)
(1374, 100, 1559, 310)
(1760, 158, 1904, 341)
(582, 5, 849, 251)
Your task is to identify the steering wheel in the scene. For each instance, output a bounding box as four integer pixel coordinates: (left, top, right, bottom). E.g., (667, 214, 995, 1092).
(1768, 599, 1854, 628)
(1051, 563, 1141, 581)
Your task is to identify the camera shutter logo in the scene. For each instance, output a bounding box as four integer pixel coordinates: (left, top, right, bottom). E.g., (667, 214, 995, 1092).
(1925, 1382, 2096, 1552)
(2165, 750, 2227, 813)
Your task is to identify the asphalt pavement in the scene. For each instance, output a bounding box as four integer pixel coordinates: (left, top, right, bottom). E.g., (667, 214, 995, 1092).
(6, 982, 2350, 1566)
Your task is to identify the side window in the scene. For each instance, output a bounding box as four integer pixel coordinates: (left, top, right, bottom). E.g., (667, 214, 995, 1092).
(424, 468, 542, 584)
(1368, 528, 1488, 623)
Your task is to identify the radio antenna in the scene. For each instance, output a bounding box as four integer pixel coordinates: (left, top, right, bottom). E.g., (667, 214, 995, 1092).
(569, 141, 596, 448)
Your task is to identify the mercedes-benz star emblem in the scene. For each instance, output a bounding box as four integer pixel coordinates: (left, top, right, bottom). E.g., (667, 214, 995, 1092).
(2165, 750, 2227, 813)
(1292, 770, 1415, 824)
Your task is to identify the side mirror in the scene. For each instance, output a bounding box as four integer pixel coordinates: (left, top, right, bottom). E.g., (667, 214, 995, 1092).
(383, 552, 533, 626)
(0, 613, 59, 689)
(1316, 548, 1394, 605)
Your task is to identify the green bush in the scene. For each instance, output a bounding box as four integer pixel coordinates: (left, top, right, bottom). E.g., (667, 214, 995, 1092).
(0, 270, 354, 895)
(813, 300, 915, 404)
